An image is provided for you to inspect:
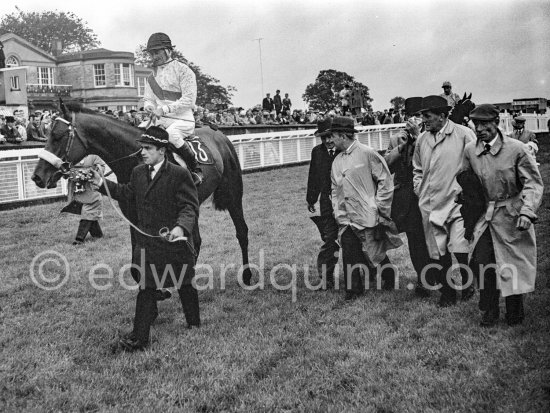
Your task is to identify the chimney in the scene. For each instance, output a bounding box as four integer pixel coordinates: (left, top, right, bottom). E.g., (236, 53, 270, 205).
(51, 37, 63, 56)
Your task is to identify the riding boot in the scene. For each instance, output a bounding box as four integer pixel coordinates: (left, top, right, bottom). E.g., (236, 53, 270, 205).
(74, 219, 92, 244)
(178, 285, 200, 328)
(89, 220, 104, 239)
(173, 141, 203, 186)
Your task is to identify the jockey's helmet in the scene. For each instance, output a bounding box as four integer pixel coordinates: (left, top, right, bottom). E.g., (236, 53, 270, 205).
(146, 33, 174, 51)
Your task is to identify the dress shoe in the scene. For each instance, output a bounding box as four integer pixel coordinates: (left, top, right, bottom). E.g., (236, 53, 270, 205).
(505, 313, 524, 326)
(154, 289, 172, 301)
(415, 284, 431, 298)
(461, 285, 475, 301)
(480, 309, 500, 327)
(72, 240, 84, 245)
(437, 295, 457, 308)
(344, 291, 363, 301)
(118, 336, 147, 352)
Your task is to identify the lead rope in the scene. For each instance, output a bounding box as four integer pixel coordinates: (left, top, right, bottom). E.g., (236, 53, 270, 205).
(97, 168, 197, 257)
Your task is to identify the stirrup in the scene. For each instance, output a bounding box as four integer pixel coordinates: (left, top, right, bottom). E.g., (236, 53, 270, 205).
(191, 171, 203, 186)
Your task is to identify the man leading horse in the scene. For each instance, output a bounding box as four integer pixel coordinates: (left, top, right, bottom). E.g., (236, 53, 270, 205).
(143, 32, 203, 185)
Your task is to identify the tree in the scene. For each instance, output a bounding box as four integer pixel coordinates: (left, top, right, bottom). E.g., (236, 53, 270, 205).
(0, 7, 100, 54)
(302, 69, 372, 112)
(390, 96, 405, 112)
(135, 45, 236, 108)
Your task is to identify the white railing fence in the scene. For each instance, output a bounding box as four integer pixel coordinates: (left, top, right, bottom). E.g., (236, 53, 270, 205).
(1, 114, 548, 205)
(0, 148, 67, 204)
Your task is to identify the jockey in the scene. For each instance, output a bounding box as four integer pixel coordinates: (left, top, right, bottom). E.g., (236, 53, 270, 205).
(143, 32, 203, 185)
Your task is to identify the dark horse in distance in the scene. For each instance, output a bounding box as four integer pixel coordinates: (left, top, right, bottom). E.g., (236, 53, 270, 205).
(449, 93, 475, 126)
(32, 102, 253, 285)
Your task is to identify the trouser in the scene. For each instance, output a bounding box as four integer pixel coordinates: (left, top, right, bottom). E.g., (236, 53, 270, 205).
(426, 251, 471, 302)
(75, 219, 103, 241)
(317, 215, 339, 285)
(473, 228, 524, 320)
(341, 226, 393, 293)
(132, 285, 200, 344)
(166, 119, 200, 173)
(403, 213, 431, 284)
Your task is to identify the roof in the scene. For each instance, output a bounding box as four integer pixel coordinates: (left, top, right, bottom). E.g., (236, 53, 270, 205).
(56, 48, 135, 62)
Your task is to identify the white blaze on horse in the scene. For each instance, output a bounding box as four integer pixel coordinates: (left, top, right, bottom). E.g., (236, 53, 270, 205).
(32, 101, 253, 285)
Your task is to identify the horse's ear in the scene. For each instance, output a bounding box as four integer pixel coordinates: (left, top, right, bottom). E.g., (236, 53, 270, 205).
(467, 93, 472, 100)
(60, 98, 68, 117)
(462, 92, 467, 100)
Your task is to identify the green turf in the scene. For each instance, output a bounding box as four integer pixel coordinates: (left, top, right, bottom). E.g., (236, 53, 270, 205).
(1, 138, 549, 412)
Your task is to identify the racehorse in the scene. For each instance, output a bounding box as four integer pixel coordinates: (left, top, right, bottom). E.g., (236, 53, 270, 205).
(31, 102, 253, 285)
(449, 93, 475, 126)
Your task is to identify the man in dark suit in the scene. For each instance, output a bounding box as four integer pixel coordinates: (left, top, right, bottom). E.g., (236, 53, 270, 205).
(307, 117, 339, 288)
(273, 90, 283, 116)
(262, 93, 274, 112)
(384, 97, 431, 297)
(92, 126, 200, 352)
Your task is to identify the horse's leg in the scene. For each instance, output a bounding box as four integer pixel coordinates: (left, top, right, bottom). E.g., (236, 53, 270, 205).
(227, 199, 252, 286)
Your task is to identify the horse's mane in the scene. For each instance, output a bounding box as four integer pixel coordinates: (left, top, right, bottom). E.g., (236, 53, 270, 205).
(65, 102, 143, 136)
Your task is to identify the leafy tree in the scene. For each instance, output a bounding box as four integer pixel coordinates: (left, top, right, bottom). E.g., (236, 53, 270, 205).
(135, 45, 236, 108)
(0, 7, 100, 53)
(390, 96, 405, 112)
(302, 69, 372, 112)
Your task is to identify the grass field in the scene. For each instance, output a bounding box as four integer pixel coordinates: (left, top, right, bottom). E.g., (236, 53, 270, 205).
(1, 138, 549, 412)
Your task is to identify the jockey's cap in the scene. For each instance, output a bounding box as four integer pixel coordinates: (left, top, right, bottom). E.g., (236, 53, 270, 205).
(146, 33, 174, 51)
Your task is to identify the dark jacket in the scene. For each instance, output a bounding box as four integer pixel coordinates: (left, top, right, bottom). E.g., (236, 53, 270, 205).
(1, 125, 21, 143)
(307, 143, 338, 216)
(26, 122, 48, 142)
(101, 159, 199, 288)
(273, 94, 282, 110)
(262, 97, 274, 112)
(384, 133, 419, 232)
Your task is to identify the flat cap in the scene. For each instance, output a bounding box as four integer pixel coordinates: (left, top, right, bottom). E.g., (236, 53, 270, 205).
(514, 115, 526, 122)
(442, 81, 452, 88)
(469, 104, 499, 121)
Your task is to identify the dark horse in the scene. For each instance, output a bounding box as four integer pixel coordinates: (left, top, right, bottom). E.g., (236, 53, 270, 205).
(449, 93, 475, 126)
(32, 102, 253, 285)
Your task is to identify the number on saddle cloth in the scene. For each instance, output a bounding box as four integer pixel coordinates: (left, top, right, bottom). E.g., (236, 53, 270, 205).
(186, 136, 214, 165)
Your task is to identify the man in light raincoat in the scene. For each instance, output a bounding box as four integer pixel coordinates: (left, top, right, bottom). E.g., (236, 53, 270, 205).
(461, 104, 543, 326)
(329, 117, 402, 300)
(413, 95, 476, 307)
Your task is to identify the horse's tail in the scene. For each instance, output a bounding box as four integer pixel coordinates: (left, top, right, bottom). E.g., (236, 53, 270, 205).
(212, 130, 243, 211)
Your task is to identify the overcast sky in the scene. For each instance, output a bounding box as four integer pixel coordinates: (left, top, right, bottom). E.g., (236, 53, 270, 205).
(1, 0, 549, 111)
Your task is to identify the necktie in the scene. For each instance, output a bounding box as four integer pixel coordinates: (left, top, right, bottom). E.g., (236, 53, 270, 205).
(149, 165, 155, 181)
(329, 150, 334, 158)
(482, 143, 491, 155)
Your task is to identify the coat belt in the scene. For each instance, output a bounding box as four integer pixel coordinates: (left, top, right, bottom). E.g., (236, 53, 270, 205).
(484, 194, 520, 221)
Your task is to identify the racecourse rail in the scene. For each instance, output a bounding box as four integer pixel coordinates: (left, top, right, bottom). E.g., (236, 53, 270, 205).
(1, 113, 548, 206)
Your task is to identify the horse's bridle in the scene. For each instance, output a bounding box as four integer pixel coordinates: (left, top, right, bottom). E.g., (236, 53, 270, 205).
(53, 113, 141, 173)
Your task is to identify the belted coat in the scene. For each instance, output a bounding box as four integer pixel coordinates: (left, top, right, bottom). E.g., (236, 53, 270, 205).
(101, 159, 199, 289)
(413, 120, 475, 258)
(68, 154, 105, 221)
(461, 132, 543, 297)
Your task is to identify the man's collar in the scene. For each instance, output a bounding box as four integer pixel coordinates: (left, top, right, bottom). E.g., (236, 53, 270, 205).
(475, 131, 503, 156)
(343, 140, 358, 154)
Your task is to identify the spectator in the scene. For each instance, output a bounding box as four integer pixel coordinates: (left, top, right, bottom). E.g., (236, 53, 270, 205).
(0, 116, 6, 144)
(40, 114, 52, 138)
(282, 93, 292, 114)
(274, 90, 283, 116)
(15, 118, 27, 142)
(27, 115, 48, 142)
(262, 93, 274, 112)
(1, 116, 23, 144)
(339, 84, 351, 115)
(384, 109, 394, 124)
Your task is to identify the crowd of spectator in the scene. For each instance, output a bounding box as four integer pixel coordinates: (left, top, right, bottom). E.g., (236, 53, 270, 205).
(0, 109, 58, 144)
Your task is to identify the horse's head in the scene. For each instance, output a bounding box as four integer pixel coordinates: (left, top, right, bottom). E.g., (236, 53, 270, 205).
(449, 93, 475, 126)
(32, 106, 89, 189)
